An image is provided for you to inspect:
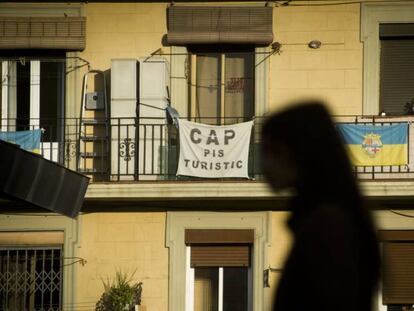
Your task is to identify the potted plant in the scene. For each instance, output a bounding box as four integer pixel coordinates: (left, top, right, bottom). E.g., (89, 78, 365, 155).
(95, 270, 143, 311)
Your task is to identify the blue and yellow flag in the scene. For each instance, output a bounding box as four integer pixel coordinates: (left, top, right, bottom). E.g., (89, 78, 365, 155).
(0, 130, 41, 153)
(337, 123, 408, 166)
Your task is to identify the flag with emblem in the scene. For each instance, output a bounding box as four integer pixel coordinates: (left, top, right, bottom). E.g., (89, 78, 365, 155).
(337, 123, 408, 166)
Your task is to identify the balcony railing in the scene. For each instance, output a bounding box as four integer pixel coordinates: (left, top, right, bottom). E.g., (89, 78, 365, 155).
(1, 116, 413, 182)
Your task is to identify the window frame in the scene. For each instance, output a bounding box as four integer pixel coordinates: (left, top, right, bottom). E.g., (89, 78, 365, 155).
(170, 46, 270, 120)
(361, 2, 414, 115)
(185, 246, 253, 311)
(1, 58, 66, 162)
(0, 216, 79, 311)
(0, 245, 63, 311)
(188, 46, 255, 125)
(166, 211, 271, 311)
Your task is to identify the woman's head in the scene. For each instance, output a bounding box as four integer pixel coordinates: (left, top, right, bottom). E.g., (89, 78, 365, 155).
(262, 101, 359, 203)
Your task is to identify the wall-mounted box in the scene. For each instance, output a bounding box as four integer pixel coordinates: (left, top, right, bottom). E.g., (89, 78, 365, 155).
(85, 91, 104, 110)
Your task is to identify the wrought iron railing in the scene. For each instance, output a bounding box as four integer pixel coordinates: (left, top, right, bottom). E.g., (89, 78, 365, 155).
(1, 116, 414, 182)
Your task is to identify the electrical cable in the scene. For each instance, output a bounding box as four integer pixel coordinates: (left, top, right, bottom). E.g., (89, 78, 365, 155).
(274, 0, 409, 6)
(389, 209, 414, 218)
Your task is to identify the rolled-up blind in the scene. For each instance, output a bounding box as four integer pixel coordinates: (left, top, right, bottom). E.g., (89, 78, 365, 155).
(380, 231, 414, 304)
(185, 229, 254, 267)
(191, 245, 250, 267)
(0, 16, 86, 50)
(167, 6, 273, 45)
(185, 229, 254, 244)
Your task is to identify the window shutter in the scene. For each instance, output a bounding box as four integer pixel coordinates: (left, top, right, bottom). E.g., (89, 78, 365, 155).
(0, 17, 86, 50)
(185, 229, 254, 268)
(167, 6, 273, 45)
(191, 245, 250, 267)
(380, 231, 414, 305)
(185, 229, 254, 244)
(380, 24, 414, 115)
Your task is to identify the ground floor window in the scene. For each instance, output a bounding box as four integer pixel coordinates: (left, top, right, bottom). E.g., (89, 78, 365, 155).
(0, 246, 62, 311)
(166, 212, 271, 311)
(186, 247, 251, 311)
(379, 230, 414, 311)
(185, 229, 253, 311)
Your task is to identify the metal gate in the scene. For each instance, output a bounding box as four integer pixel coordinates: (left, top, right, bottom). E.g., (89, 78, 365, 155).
(0, 247, 62, 311)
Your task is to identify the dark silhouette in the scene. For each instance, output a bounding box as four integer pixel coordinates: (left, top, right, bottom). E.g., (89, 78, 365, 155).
(262, 102, 380, 311)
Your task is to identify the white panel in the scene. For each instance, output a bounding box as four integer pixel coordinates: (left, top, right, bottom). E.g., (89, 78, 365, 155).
(2, 62, 17, 131)
(41, 142, 59, 162)
(138, 57, 170, 180)
(139, 57, 170, 117)
(30, 61, 40, 129)
(1, 61, 8, 130)
(111, 59, 137, 118)
(110, 59, 138, 179)
(185, 246, 195, 311)
(218, 267, 223, 311)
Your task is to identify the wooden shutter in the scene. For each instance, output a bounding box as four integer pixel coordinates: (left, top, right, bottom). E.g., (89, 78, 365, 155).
(191, 245, 250, 267)
(379, 23, 414, 115)
(185, 229, 254, 268)
(185, 229, 254, 244)
(0, 17, 86, 50)
(380, 230, 414, 304)
(167, 6, 273, 45)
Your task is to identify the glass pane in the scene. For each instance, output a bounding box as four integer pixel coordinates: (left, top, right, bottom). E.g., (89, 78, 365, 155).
(16, 62, 30, 131)
(224, 53, 254, 124)
(194, 267, 219, 311)
(195, 54, 221, 125)
(223, 267, 248, 311)
(40, 61, 64, 142)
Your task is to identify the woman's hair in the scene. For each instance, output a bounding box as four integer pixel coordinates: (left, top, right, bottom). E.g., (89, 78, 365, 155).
(262, 101, 360, 207)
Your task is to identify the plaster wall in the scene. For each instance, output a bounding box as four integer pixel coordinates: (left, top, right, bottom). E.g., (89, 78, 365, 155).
(75, 212, 168, 311)
(71, 210, 292, 310)
(78, 2, 363, 117)
(269, 3, 363, 115)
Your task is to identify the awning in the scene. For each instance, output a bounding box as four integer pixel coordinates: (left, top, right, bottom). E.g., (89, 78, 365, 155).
(0, 16, 86, 50)
(0, 140, 89, 218)
(167, 6, 273, 45)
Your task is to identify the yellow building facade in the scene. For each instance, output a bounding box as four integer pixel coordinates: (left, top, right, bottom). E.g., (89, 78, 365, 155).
(1, 1, 414, 311)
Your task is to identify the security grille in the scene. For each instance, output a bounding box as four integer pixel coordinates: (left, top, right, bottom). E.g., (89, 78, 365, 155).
(0, 248, 62, 311)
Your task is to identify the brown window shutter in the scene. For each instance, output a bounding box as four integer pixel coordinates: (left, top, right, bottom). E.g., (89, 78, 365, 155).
(167, 6, 273, 45)
(185, 229, 254, 267)
(191, 245, 250, 267)
(380, 231, 414, 305)
(185, 229, 254, 244)
(0, 17, 86, 51)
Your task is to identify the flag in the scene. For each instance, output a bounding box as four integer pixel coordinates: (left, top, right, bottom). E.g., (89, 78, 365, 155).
(337, 123, 408, 166)
(177, 120, 253, 178)
(0, 129, 41, 153)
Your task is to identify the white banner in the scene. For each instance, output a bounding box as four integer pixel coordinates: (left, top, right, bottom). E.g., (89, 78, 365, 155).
(177, 119, 253, 178)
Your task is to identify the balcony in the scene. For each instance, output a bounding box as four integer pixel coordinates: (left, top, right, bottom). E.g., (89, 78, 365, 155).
(1, 116, 414, 184)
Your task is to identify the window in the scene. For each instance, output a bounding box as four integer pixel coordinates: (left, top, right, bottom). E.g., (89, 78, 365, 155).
(1, 50, 65, 161)
(185, 229, 253, 311)
(188, 46, 254, 125)
(166, 212, 271, 311)
(0, 231, 64, 311)
(379, 24, 414, 115)
(0, 248, 62, 311)
(379, 230, 414, 311)
(361, 3, 414, 115)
